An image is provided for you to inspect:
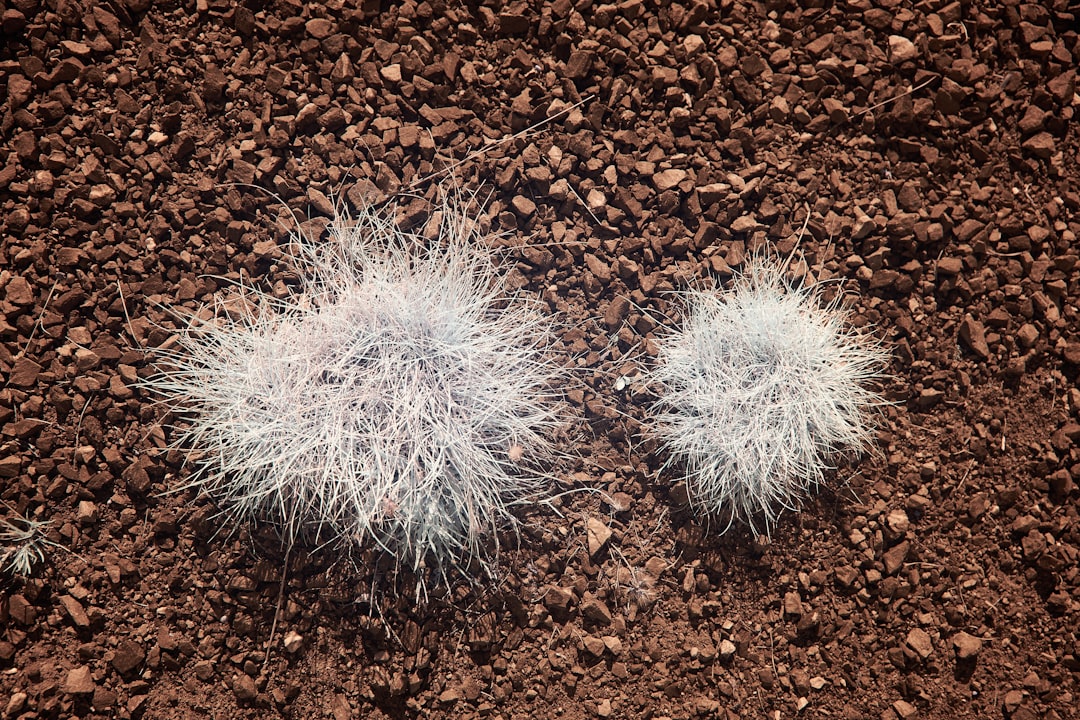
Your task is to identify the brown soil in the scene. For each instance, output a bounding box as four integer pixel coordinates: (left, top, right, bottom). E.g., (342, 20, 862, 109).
(2, 1, 1079, 719)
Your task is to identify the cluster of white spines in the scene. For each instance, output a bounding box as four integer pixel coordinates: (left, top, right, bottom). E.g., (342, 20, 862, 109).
(148, 199, 563, 576)
(650, 259, 886, 535)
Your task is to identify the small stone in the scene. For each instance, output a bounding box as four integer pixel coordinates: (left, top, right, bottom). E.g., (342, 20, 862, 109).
(584, 253, 611, 283)
(59, 595, 91, 628)
(834, 565, 859, 589)
(916, 387, 943, 409)
(585, 517, 612, 558)
(822, 97, 848, 123)
(886, 508, 910, 534)
(888, 35, 918, 63)
(63, 665, 96, 695)
(596, 698, 612, 717)
(653, 168, 687, 192)
(252, 239, 278, 259)
(8, 357, 41, 387)
(283, 630, 304, 654)
(0, 455, 21, 478)
(2, 9, 27, 34)
(511, 195, 536, 217)
(4, 276, 34, 305)
(89, 184, 117, 207)
(1021, 132, 1055, 160)
(544, 586, 574, 615)
(959, 314, 990, 359)
(1047, 71, 1075, 103)
(380, 64, 402, 83)
(769, 96, 790, 122)
(697, 182, 729, 207)
(1017, 105, 1046, 135)
(853, 214, 877, 239)
(731, 215, 759, 233)
(76, 500, 98, 524)
(202, 65, 228, 102)
(936, 256, 963, 275)
(1016, 323, 1038, 349)
(783, 591, 803, 618)
(194, 660, 214, 681)
(882, 541, 910, 575)
(586, 188, 607, 211)
(606, 492, 633, 512)
(565, 49, 593, 79)
(7, 595, 35, 625)
(583, 635, 606, 657)
(581, 597, 612, 626)
(4, 692, 27, 718)
(644, 557, 667, 579)
(604, 295, 630, 330)
(305, 17, 334, 38)
(6, 74, 32, 108)
(683, 34, 705, 55)
(92, 687, 118, 710)
(1003, 689, 1024, 713)
(498, 12, 529, 34)
(111, 639, 145, 675)
(906, 627, 934, 659)
(719, 639, 736, 660)
(892, 699, 918, 719)
(952, 631, 982, 660)
(1064, 343, 1080, 365)
(232, 673, 258, 701)
(331, 53, 354, 83)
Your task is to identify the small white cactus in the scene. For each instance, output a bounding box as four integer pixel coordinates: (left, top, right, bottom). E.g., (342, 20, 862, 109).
(649, 257, 887, 535)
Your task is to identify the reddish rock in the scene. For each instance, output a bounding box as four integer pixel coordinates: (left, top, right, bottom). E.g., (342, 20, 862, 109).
(232, 673, 258, 701)
(952, 632, 983, 660)
(63, 665, 95, 695)
(905, 628, 934, 659)
(111, 639, 145, 675)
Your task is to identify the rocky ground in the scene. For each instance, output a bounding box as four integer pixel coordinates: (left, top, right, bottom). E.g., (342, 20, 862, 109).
(1, 0, 1079, 718)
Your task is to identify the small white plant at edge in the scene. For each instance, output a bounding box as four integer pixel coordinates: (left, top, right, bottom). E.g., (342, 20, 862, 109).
(649, 256, 888, 535)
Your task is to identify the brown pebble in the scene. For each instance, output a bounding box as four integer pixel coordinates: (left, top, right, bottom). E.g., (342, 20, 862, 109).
(581, 596, 612, 626)
(952, 631, 982, 660)
(959, 315, 990, 359)
(888, 35, 918, 63)
(7, 594, 36, 625)
(544, 586, 574, 616)
(603, 295, 630, 330)
(63, 665, 95, 695)
(653, 169, 687, 192)
(8, 357, 41, 387)
(585, 517, 612, 558)
(882, 541, 910, 575)
(1021, 132, 1055, 159)
(892, 699, 918, 719)
(582, 635, 605, 657)
(232, 673, 258, 701)
(111, 639, 145, 675)
(59, 595, 91, 628)
(905, 627, 934, 659)
(783, 591, 803, 618)
(305, 17, 334, 38)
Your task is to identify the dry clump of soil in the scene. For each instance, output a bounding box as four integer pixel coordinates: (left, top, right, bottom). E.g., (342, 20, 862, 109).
(1, 1, 1079, 719)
